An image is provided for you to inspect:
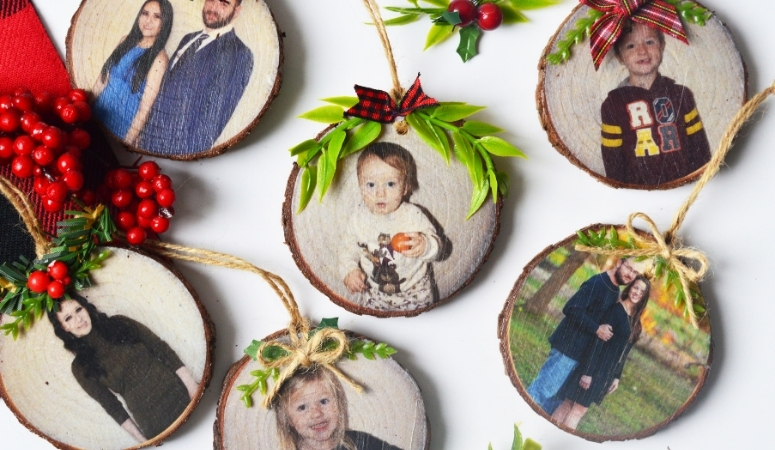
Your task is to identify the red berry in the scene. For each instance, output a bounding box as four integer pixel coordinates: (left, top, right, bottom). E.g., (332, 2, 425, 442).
(68, 89, 89, 103)
(13, 88, 31, 97)
(116, 211, 137, 231)
(69, 128, 91, 150)
(47, 280, 66, 298)
(113, 168, 134, 189)
(136, 215, 152, 229)
(32, 165, 43, 177)
(0, 109, 20, 132)
(152, 174, 172, 192)
(32, 146, 55, 166)
(27, 271, 50, 293)
(53, 96, 70, 113)
(476, 3, 503, 31)
(156, 188, 176, 208)
(47, 261, 69, 280)
(30, 121, 48, 141)
(13, 135, 36, 156)
(78, 189, 97, 206)
(137, 161, 160, 180)
(20, 111, 41, 133)
(126, 227, 147, 245)
(72, 101, 91, 122)
(0, 136, 13, 159)
(61, 276, 72, 286)
(63, 170, 84, 191)
(34, 92, 54, 112)
(111, 189, 134, 208)
(42, 196, 64, 212)
(135, 180, 154, 198)
(11, 155, 35, 178)
(41, 126, 64, 150)
(137, 199, 159, 219)
(46, 180, 69, 202)
(12, 94, 34, 112)
(0, 95, 13, 110)
(34, 176, 51, 196)
(57, 153, 82, 173)
(59, 104, 79, 124)
(447, 0, 477, 27)
(150, 216, 170, 233)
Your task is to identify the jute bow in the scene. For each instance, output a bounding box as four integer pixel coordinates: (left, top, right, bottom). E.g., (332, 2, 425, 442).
(575, 213, 708, 327)
(345, 75, 438, 123)
(582, 0, 688, 69)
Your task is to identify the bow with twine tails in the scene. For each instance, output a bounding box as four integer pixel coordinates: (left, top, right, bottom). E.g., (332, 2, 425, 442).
(575, 79, 775, 328)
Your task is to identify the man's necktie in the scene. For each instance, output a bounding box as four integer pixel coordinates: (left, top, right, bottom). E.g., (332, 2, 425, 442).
(174, 33, 208, 69)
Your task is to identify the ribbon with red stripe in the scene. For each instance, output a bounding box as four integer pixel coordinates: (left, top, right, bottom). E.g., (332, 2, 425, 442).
(582, 0, 688, 70)
(345, 75, 438, 123)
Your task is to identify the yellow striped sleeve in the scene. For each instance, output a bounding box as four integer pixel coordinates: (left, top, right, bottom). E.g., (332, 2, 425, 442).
(684, 108, 699, 123)
(601, 124, 622, 134)
(602, 138, 623, 148)
(686, 121, 704, 136)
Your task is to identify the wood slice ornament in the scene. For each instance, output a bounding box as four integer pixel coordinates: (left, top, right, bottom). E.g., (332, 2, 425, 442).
(66, 0, 283, 160)
(537, 0, 747, 189)
(215, 326, 429, 450)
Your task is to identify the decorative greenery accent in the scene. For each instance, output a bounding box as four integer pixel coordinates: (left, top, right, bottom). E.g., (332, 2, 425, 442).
(237, 318, 396, 407)
(0, 205, 115, 339)
(575, 226, 706, 320)
(488, 423, 542, 450)
(291, 98, 525, 218)
(385, 0, 557, 62)
(546, 0, 712, 65)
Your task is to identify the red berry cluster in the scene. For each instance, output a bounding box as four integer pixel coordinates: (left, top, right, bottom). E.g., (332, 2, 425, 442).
(0, 88, 94, 212)
(100, 161, 176, 245)
(27, 261, 71, 299)
(447, 1, 503, 31)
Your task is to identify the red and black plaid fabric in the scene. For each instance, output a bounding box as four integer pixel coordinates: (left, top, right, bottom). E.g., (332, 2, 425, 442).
(582, 0, 688, 70)
(346, 75, 438, 123)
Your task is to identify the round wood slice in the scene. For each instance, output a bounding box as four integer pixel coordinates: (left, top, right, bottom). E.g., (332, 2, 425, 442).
(282, 125, 501, 318)
(215, 329, 429, 449)
(66, 0, 283, 160)
(497, 225, 712, 442)
(0, 245, 215, 449)
(537, 3, 746, 190)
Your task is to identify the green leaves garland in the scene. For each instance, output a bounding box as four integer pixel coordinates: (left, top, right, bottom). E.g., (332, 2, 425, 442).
(575, 226, 706, 320)
(290, 97, 526, 219)
(384, 0, 559, 62)
(0, 205, 115, 339)
(546, 0, 712, 65)
(237, 318, 397, 408)
(488, 424, 542, 450)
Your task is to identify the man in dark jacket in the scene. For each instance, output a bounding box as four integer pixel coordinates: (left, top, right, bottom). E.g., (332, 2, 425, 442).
(526, 258, 639, 414)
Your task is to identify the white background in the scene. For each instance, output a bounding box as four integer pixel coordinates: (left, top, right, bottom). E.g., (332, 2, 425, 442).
(2, 0, 774, 448)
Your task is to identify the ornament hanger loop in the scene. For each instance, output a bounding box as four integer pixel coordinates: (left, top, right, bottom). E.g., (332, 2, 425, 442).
(362, 0, 404, 103)
(0, 175, 48, 258)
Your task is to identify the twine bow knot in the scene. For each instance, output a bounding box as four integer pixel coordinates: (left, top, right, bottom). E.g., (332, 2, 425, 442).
(256, 319, 363, 408)
(582, 0, 688, 69)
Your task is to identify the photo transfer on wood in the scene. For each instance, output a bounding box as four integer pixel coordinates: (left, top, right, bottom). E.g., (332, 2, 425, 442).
(537, 2, 746, 189)
(498, 226, 712, 442)
(0, 246, 214, 449)
(67, 0, 282, 160)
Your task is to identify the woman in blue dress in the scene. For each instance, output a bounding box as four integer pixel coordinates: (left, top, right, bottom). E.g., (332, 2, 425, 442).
(551, 275, 651, 430)
(92, 0, 173, 145)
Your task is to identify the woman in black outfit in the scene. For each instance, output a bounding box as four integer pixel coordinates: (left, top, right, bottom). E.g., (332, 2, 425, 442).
(551, 275, 651, 429)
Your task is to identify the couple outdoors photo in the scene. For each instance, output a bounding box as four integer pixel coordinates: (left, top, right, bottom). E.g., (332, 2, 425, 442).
(89, 0, 254, 157)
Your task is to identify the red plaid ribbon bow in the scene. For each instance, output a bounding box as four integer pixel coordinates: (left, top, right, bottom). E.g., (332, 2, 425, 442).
(582, 0, 688, 69)
(345, 75, 438, 123)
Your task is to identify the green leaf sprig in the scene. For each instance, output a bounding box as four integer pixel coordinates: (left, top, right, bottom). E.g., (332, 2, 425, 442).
(291, 98, 525, 219)
(0, 204, 115, 339)
(575, 226, 706, 320)
(237, 318, 396, 408)
(488, 423, 542, 450)
(546, 0, 712, 65)
(384, 0, 558, 62)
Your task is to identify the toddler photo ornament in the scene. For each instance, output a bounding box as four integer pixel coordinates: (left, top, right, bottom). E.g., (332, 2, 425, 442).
(283, 0, 527, 317)
(500, 79, 775, 442)
(66, 0, 283, 160)
(537, 0, 746, 189)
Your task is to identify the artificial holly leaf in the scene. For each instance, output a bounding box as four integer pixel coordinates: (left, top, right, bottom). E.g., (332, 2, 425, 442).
(501, 4, 530, 24)
(479, 136, 527, 158)
(341, 120, 381, 157)
(299, 105, 346, 124)
(509, 0, 560, 9)
(383, 13, 423, 26)
(261, 344, 290, 361)
(462, 120, 504, 136)
(456, 25, 482, 62)
(321, 96, 359, 108)
(297, 167, 317, 213)
(439, 11, 462, 26)
(244, 340, 263, 360)
(432, 104, 485, 122)
(318, 317, 340, 329)
(425, 23, 455, 49)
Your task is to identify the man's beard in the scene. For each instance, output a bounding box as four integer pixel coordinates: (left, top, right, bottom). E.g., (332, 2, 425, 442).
(203, 8, 236, 29)
(614, 266, 627, 285)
